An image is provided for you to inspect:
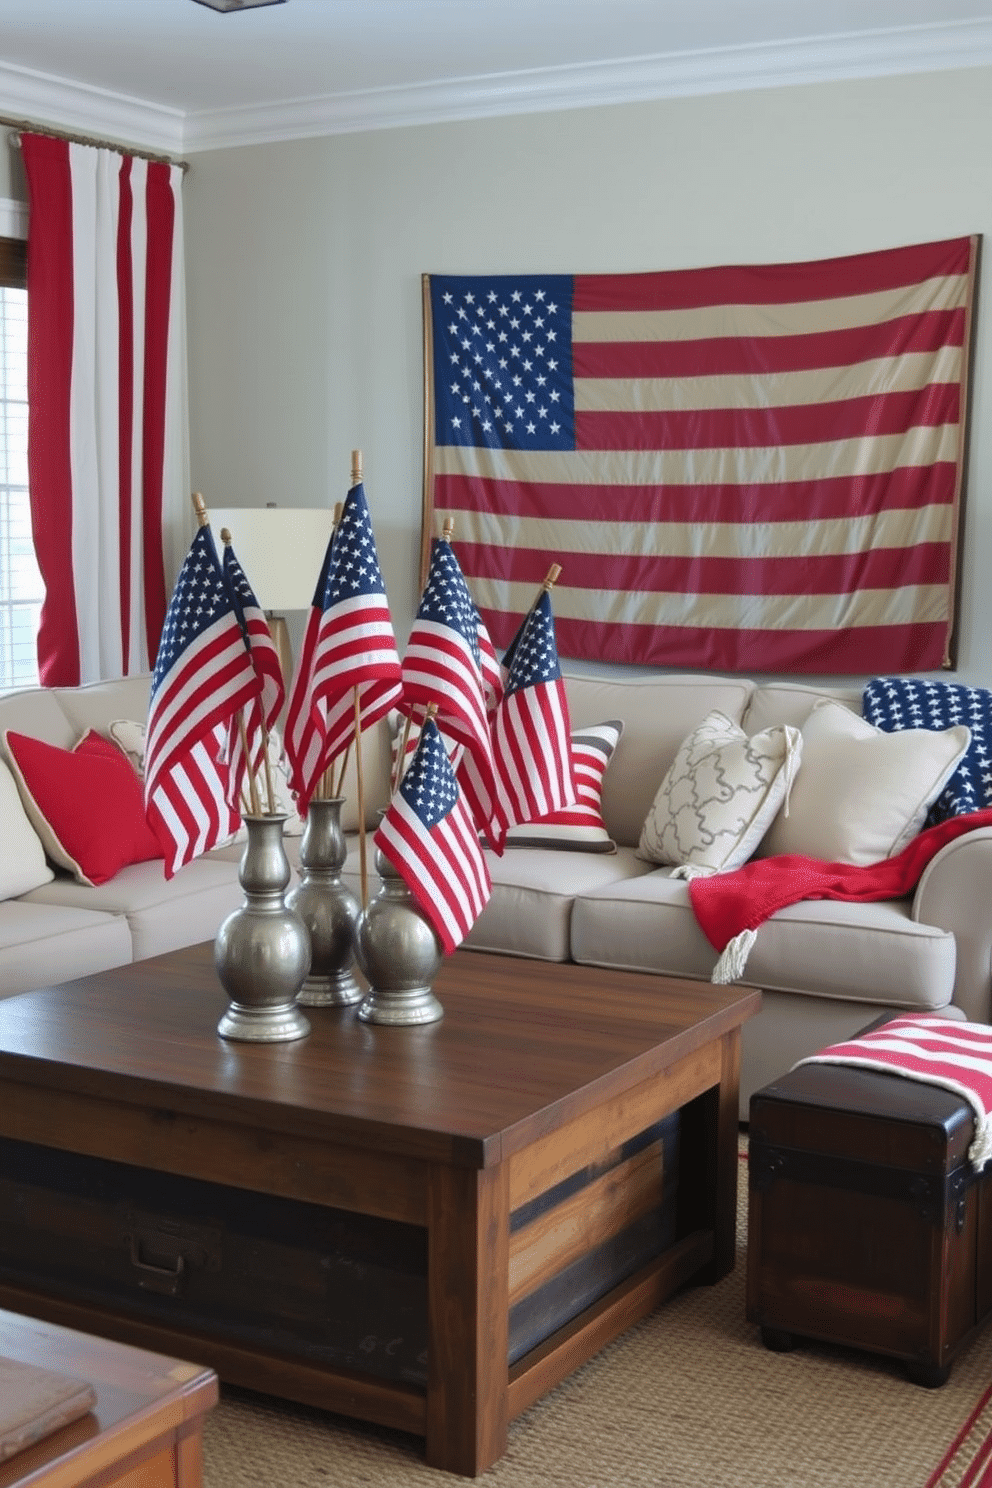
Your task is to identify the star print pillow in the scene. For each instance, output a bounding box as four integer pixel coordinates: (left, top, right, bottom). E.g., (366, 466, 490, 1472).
(862, 677, 992, 825)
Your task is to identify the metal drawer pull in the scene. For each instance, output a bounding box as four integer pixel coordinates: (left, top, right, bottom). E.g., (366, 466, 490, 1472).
(129, 1236, 186, 1295)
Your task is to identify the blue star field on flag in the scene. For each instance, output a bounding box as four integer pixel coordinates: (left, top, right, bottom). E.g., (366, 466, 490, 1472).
(863, 675, 992, 824)
(399, 714, 459, 826)
(415, 539, 481, 664)
(430, 274, 575, 452)
(504, 589, 564, 694)
(151, 526, 234, 693)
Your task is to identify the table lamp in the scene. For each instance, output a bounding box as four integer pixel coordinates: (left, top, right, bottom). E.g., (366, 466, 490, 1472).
(208, 505, 334, 684)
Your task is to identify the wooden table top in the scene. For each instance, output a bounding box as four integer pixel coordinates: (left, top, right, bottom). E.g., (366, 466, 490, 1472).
(0, 1310, 217, 1488)
(0, 944, 759, 1168)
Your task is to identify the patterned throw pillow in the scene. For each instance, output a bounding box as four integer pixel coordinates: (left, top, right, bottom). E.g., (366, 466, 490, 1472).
(638, 710, 802, 877)
(862, 677, 992, 825)
(504, 721, 623, 852)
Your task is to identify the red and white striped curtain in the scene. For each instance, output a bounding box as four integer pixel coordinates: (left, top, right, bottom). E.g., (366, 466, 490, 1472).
(21, 132, 189, 686)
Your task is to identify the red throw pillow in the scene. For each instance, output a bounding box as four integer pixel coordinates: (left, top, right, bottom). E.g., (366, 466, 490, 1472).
(4, 728, 164, 887)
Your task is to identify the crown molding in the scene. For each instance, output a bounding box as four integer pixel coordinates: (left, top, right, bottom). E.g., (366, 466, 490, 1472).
(2, 19, 992, 158)
(0, 57, 185, 154)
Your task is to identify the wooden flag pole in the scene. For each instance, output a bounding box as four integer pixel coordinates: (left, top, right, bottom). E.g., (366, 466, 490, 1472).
(191, 491, 209, 528)
(348, 448, 369, 906)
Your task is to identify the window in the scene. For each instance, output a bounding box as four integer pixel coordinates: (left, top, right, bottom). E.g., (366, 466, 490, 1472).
(0, 234, 43, 689)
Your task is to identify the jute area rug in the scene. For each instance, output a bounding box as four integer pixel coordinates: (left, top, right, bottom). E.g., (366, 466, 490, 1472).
(203, 1143, 992, 1487)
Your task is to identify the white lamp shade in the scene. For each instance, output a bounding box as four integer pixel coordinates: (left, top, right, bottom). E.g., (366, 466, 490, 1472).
(208, 508, 334, 611)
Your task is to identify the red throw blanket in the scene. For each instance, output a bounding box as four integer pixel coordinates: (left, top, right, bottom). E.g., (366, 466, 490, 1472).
(797, 1014, 992, 1168)
(689, 805, 992, 985)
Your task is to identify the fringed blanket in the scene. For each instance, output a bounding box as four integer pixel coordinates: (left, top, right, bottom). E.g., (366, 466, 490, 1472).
(796, 1015, 992, 1169)
(689, 805, 992, 986)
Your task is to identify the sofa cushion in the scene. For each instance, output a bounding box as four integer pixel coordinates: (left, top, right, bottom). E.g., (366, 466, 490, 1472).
(0, 899, 133, 1001)
(862, 676, 992, 825)
(638, 711, 801, 876)
(4, 729, 163, 887)
(0, 756, 54, 900)
(563, 673, 753, 850)
(53, 675, 152, 739)
(341, 839, 652, 961)
(741, 680, 862, 736)
(570, 873, 956, 1011)
(761, 699, 970, 866)
(505, 721, 623, 853)
(20, 854, 247, 964)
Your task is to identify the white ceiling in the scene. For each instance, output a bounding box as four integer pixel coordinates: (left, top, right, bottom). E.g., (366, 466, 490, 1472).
(0, 0, 991, 156)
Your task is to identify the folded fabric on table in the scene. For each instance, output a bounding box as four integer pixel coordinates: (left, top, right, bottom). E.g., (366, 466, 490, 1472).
(795, 1014, 992, 1169)
(688, 804, 992, 985)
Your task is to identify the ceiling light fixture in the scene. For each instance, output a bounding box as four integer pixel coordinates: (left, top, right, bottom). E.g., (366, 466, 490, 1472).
(191, 0, 286, 12)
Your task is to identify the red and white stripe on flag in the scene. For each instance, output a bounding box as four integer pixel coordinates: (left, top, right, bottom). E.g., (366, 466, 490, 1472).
(144, 528, 260, 876)
(424, 238, 978, 675)
(375, 719, 491, 954)
(22, 132, 183, 685)
(798, 1014, 992, 1168)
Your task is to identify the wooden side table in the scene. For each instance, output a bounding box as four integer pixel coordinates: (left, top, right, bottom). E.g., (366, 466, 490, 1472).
(0, 1310, 217, 1488)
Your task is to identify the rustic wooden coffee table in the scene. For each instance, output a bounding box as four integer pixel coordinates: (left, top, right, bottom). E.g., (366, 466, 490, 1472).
(0, 944, 758, 1476)
(0, 1308, 216, 1488)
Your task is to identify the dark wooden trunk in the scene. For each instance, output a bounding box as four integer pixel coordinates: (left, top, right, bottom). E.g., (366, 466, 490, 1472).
(746, 1064, 991, 1385)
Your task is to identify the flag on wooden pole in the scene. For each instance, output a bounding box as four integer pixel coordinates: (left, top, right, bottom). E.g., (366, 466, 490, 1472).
(375, 716, 491, 954)
(144, 525, 261, 876)
(485, 587, 576, 851)
(401, 535, 498, 837)
(220, 533, 286, 813)
(284, 480, 402, 814)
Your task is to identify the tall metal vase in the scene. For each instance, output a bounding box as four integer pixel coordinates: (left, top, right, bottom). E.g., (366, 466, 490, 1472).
(215, 814, 312, 1042)
(286, 797, 362, 1006)
(354, 845, 444, 1025)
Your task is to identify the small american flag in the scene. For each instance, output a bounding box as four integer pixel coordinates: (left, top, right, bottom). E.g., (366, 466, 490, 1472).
(144, 526, 261, 876)
(221, 538, 286, 809)
(285, 482, 402, 813)
(222, 539, 285, 731)
(487, 588, 576, 849)
(375, 717, 491, 954)
(402, 537, 498, 838)
(425, 238, 977, 674)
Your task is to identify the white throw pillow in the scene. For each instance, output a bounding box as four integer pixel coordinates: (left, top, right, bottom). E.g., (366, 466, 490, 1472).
(0, 755, 54, 897)
(638, 710, 802, 877)
(761, 698, 971, 866)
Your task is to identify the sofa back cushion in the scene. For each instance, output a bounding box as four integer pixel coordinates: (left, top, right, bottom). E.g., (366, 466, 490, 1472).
(0, 687, 77, 755)
(53, 675, 154, 739)
(742, 680, 862, 736)
(563, 673, 753, 849)
(0, 755, 54, 898)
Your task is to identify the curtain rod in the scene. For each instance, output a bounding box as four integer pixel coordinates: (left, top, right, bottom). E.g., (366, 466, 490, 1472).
(2, 115, 188, 173)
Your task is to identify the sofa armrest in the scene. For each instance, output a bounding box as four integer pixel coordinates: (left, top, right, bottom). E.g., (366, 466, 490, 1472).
(912, 826, 992, 1023)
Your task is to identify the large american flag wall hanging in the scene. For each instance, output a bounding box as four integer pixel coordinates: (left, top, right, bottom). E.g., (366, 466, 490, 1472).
(421, 236, 978, 675)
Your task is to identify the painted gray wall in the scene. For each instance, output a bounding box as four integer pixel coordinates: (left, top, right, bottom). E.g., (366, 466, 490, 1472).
(182, 66, 992, 683)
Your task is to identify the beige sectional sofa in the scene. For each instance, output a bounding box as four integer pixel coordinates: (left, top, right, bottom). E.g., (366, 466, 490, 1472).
(0, 669, 987, 1116)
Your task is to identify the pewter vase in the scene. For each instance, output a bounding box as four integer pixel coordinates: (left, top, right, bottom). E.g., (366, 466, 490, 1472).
(286, 796, 362, 1007)
(354, 844, 444, 1025)
(215, 813, 312, 1042)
